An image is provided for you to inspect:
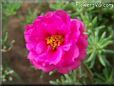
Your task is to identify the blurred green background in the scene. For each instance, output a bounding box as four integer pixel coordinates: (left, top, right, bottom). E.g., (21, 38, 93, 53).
(1, 0, 114, 85)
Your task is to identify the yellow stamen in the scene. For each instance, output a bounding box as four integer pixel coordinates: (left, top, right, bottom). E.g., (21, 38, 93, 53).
(46, 35, 64, 50)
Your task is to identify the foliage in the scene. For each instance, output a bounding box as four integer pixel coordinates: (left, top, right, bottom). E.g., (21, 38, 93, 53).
(50, 63, 94, 85)
(1, 66, 14, 82)
(50, 70, 81, 85)
(2, 3, 21, 17)
(23, 9, 38, 24)
(1, 32, 15, 52)
(94, 68, 114, 84)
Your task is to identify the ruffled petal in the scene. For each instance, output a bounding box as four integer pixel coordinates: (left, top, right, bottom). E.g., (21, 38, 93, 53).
(35, 41, 47, 54)
(24, 24, 33, 35)
(28, 51, 37, 60)
(26, 43, 36, 51)
(60, 42, 72, 51)
(55, 10, 70, 24)
(58, 60, 81, 74)
(77, 35, 88, 60)
(31, 60, 55, 72)
(35, 47, 63, 65)
(37, 12, 69, 35)
(56, 43, 80, 73)
(69, 19, 81, 42)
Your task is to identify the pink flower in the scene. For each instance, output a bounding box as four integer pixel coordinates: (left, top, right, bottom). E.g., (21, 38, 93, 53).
(24, 10, 88, 74)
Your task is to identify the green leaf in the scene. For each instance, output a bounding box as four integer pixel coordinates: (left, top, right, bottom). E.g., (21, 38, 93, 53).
(100, 32, 106, 40)
(86, 51, 96, 62)
(95, 73, 105, 81)
(3, 3, 21, 16)
(103, 49, 114, 54)
(92, 17, 97, 24)
(99, 55, 106, 66)
(101, 41, 113, 48)
(94, 30, 99, 42)
(100, 37, 112, 46)
(89, 58, 95, 68)
(50, 80, 57, 85)
(3, 32, 8, 43)
(49, 71, 55, 75)
(94, 25, 105, 30)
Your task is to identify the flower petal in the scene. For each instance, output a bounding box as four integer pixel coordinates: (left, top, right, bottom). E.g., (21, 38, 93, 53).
(70, 19, 81, 42)
(35, 47, 63, 65)
(56, 43, 80, 73)
(58, 61, 81, 74)
(55, 10, 70, 24)
(31, 60, 55, 72)
(61, 42, 72, 51)
(26, 43, 36, 51)
(36, 41, 47, 55)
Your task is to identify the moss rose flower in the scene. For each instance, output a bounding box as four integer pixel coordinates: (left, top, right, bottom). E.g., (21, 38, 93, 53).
(24, 10, 88, 74)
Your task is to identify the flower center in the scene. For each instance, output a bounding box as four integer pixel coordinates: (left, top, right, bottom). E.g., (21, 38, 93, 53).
(46, 35, 64, 50)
